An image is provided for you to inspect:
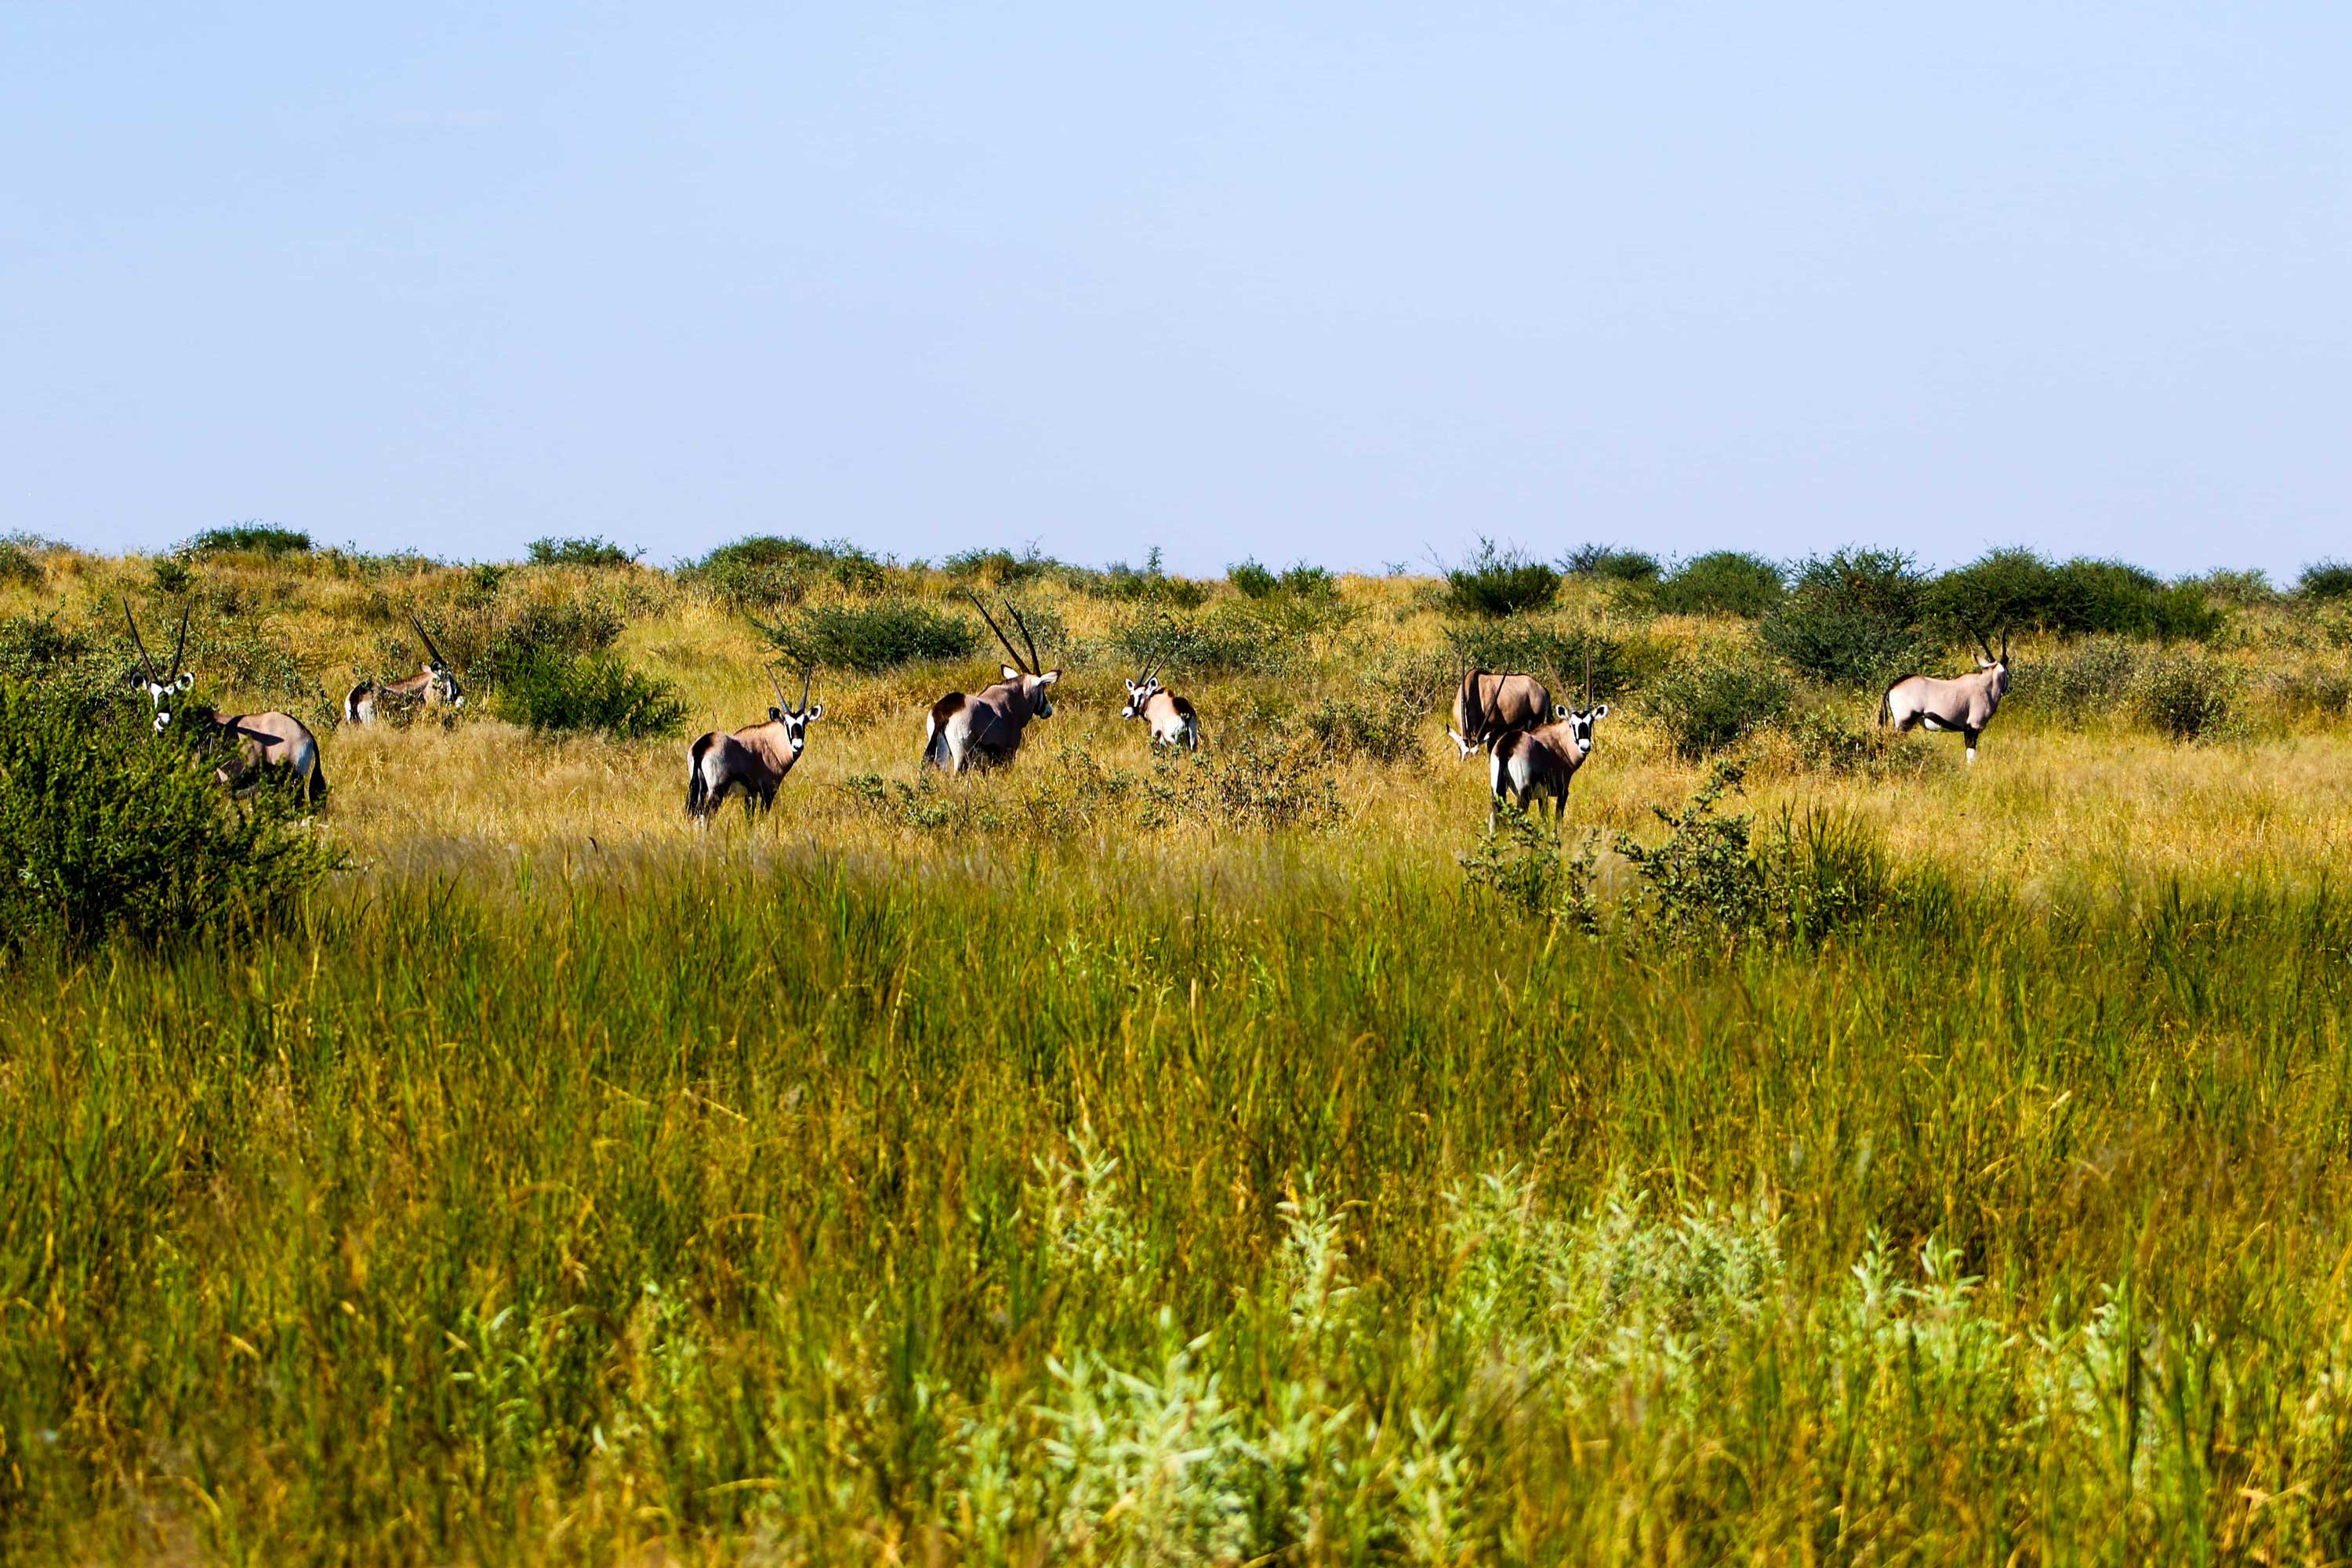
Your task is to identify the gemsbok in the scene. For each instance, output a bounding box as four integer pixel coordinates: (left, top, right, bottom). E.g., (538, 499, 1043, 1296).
(345, 615, 464, 724)
(685, 666, 822, 818)
(920, 596, 1059, 774)
(1120, 652, 1200, 751)
(1489, 702, 1610, 832)
(1881, 630, 2010, 763)
(1447, 666, 1552, 758)
(125, 601, 328, 803)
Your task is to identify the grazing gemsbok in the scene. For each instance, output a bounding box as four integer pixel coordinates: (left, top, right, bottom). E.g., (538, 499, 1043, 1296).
(921, 596, 1060, 774)
(1881, 630, 2011, 764)
(1446, 666, 1552, 758)
(685, 666, 822, 818)
(344, 615, 464, 724)
(1120, 652, 1200, 751)
(125, 601, 328, 803)
(1489, 702, 1610, 832)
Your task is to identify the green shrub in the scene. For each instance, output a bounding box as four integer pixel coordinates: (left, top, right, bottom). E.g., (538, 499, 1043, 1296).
(760, 599, 978, 673)
(1073, 550, 1210, 608)
(0, 679, 342, 956)
(1296, 691, 1419, 764)
(1142, 731, 1342, 831)
(183, 523, 313, 557)
(2195, 568, 2278, 608)
(2267, 665, 2352, 720)
(528, 535, 638, 568)
(459, 598, 628, 684)
(2009, 637, 2141, 724)
(1761, 549, 1933, 686)
(1643, 655, 1791, 760)
(684, 536, 884, 602)
(2136, 649, 2240, 742)
(1562, 543, 1662, 585)
(1108, 606, 1296, 677)
(1927, 550, 2221, 641)
(944, 546, 1056, 586)
(151, 558, 195, 595)
(494, 651, 684, 739)
(1444, 619, 1640, 704)
(1230, 559, 1336, 602)
(2299, 560, 2352, 602)
(1646, 552, 1784, 617)
(0, 538, 43, 587)
(1229, 559, 1279, 599)
(1444, 539, 1561, 617)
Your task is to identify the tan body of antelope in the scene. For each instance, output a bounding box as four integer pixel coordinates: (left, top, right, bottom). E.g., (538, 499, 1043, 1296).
(686, 667, 822, 818)
(1448, 669, 1552, 758)
(1120, 655, 1199, 750)
(922, 597, 1059, 774)
(1881, 632, 2010, 763)
(345, 615, 464, 724)
(126, 601, 328, 803)
(1489, 703, 1608, 830)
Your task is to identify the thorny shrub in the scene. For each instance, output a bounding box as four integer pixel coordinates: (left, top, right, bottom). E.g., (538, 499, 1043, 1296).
(1642, 654, 1791, 760)
(757, 599, 977, 673)
(2136, 649, 2241, 743)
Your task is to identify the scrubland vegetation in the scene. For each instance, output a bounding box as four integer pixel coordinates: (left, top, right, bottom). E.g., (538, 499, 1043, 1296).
(6, 531, 2352, 1562)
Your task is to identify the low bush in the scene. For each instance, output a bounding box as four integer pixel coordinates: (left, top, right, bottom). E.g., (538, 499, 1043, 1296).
(2008, 637, 2140, 724)
(456, 598, 628, 684)
(528, 536, 639, 568)
(1230, 559, 1337, 601)
(151, 558, 195, 595)
(1107, 606, 1296, 677)
(2266, 665, 2352, 720)
(684, 536, 885, 604)
(494, 650, 684, 739)
(2136, 649, 2241, 742)
(1643, 655, 1791, 760)
(1070, 550, 1210, 609)
(183, 523, 314, 557)
(1444, 540, 1561, 618)
(1646, 551, 1784, 617)
(944, 546, 1057, 586)
(1561, 543, 1662, 586)
(0, 537, 44, 587)
(760, 599, 978, 673)
(1761, 549, 1934, 686)
(1444, 619, 1640, 705)
(2299, 561, 2352, 603)
(1296, 691, 1420, 764)
(1142, 731, 1343, 831)
(1927, 550, 2221, 641)
(0, 679, 342, 956)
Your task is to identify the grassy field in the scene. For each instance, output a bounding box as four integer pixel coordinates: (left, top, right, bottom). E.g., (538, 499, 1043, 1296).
(6, 540, 2352, 1562)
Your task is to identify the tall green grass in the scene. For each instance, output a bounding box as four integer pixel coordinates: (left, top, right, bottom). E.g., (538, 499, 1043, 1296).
(5, 847, 2352, 1561)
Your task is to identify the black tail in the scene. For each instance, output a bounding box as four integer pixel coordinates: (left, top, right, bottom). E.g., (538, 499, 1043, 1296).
(686, 735, 713, 815)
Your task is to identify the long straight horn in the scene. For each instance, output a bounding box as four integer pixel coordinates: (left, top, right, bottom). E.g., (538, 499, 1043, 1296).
(799, 665, 813, 715)
(1975, 626, 1996, 664)
(1584, 645, 1593, 709)
(413, 613, 448, 667)
(765, 664, 789, 707)
(966, 591, 1029, 673)
(1007, 598, 1042, 675)
(122, 597, 158, 684)
(167, 604, 190, 682)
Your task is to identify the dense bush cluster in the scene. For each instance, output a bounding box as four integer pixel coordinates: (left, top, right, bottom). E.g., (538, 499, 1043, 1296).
(1643, 551, 1784, 617)
(1444, 539, 1561, 617)
(760, 598, 978, 673)
(181, 523, 314, 557)
(528, 535, 640, 568)
(494, 650, 684, 739)
(1926, 549, 2221, 641)
(682, 536, 887, 606)
(1643, 655, 1792, 759)
(1761, 549, 1936, 686)
(1561, 543, 1662, 585)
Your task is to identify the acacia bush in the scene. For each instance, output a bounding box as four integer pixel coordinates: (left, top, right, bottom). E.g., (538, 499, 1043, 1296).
(0, 537, 44, 587)
(682, 536, 885, 606)
(760, 599, 978, 673)
(183, 523, 313, 557)
(494, 651, 684, 739)
(1645, 551, 1784, 617)
(1927, 549, 2220, 641)
(1296, 690, 1420, 764)
(1643, 655, 1791, 760)
(1761, 549, 1934, 686)
(1108, 606, 1296, 677)
(2136, 649, 2241, 742)
(2299, 561, 2352, 602)
(1562, 543, 1663, 586)
(1444, 540, 1560, 617)
(0, 680, 342, 956)
(1443, 619, 1641, 704)
(528, 536, 639, 568)
(2009, 637, 2141, 724)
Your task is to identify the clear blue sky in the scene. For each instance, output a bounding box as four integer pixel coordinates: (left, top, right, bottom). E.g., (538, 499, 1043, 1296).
(4, 4, 2345, 577)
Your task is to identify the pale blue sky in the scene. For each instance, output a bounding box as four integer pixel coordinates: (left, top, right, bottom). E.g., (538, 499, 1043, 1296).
(3, 4, 2345, 576)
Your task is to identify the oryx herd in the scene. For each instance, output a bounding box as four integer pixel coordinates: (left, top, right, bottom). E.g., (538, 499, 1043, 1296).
(118, 594, 2016, 828)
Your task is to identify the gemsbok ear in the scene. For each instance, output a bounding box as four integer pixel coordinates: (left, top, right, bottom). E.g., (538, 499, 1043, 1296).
(1592, 703, 1610, 720)
(1003, 664, 1024, 683)
(1040, 670, 1060, 686)
(1125, 679, 1140, 695)
(176, 672, 194, 692)
(807, 703, 824, 721)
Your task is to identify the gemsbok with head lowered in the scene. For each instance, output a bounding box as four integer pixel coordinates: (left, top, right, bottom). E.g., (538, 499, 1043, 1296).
(1489, 700, 1610, 832)
(1446, 666, 1552, 759)
(125, 600, 328, 804)
(1881, 630, 2010, 763)
(686, 666, 822, 818)
(1120, 650, 1200, 751)
(345, 615, 464, 724)
(921, 596, 1059, 774)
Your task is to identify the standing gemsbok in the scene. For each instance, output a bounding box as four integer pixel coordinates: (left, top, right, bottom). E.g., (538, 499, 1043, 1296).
(686, 666, 822, 818)
(345, 615, 464, 724)
(125, 601, 328, 803)
(921, 596, 1059, 773)
(1120, 651, 1200, 751)
(1446, 666, 1552, 758)
(1489, 701, 1610, 832)
(1881, 630, 2010, 763)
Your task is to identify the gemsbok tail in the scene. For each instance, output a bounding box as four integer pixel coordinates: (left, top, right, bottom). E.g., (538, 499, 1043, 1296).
(1878, 682, 1893, 728)
(686, 734, 715, 815)
(343, 682, 370, 724)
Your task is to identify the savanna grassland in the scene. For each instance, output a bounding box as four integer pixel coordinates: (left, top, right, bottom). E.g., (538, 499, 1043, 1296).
(6, 533, 2352, 1564)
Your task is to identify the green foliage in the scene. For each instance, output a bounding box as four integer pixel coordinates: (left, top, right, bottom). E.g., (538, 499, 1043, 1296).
(2299, 559, 2352, 602)
(0, 537, 43, 587)
(1443, 539, 1562, 617)
(1108, 605, 1297, 677)
(758, 598, 978, 673)
(151, 557, 194, 595)
(492, 650, 684, 739)
(1070, 549, 1210, 608)
(0, 680, 341, 956)
(1458, 808, 1603, 929)
(1443, 619, 1642, 704)
(944, 545, 1057, 586)
(1926, 549, 2221, 641)
(1142, 731, 1343, 830)
(1229, 558, 1336, 602)
(2009, 637, 2142, 724)
(527, 535, 638, 568)
(1644, 550, 1784, 617)
(1612, 761, 1768, 938)
(1561, 543, 1663, 584)
(1761, 548, 1933, 686)
(182, 523, 314, 557)
(2136, 648, 2241, 742)
(1296, 689, 1420, 764)
(682, 535, 885, 605)
(1642, 655, 1792, 759)
(449, 597, 627, 686)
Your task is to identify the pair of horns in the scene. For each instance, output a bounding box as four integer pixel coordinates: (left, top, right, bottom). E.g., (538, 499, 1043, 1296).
(1973, 626, 2010, 663)
(967, 592, 1043, 675)
(765, 663, 815, 714)
(122, 597, 188, 687)
(410, 612, 449, 668)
